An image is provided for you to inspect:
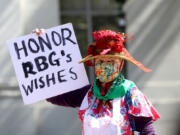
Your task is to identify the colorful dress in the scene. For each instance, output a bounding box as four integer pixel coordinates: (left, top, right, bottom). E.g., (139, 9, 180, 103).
(79, 80, 160, 135)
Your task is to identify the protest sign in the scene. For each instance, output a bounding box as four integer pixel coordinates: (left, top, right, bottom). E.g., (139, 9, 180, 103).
(8, 23, 89, 104)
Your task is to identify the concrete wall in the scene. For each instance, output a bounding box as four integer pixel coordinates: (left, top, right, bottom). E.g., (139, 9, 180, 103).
(0, 0, 59, 87)
(125, 0, 180, 134)
(0, 1, 79, 135)
(21, 0, 59, 34)
(0, 0, 22, 86)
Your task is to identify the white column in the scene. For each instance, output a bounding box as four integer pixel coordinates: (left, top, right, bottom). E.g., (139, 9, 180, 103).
(20, 0, 60, 34)
(0, 0, 60, 86)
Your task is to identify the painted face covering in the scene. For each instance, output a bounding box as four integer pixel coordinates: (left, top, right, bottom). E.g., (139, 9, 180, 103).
(95, 59, 121, 83)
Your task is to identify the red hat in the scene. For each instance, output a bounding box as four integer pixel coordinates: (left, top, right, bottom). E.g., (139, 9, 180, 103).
(79, 30, 151, 72)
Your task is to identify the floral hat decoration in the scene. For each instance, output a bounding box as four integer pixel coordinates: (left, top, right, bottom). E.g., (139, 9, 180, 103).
(79, 30, 151, 72)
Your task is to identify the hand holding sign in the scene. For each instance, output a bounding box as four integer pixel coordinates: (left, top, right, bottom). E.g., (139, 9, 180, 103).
(32, 28, 45, 36)
(8, 23, 89, 104)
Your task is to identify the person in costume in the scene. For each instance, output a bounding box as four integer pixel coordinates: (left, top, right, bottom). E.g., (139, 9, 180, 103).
(46, 30, 160, 135)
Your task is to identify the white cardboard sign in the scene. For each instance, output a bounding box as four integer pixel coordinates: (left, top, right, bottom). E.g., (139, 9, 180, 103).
(8, 23, 89, 104)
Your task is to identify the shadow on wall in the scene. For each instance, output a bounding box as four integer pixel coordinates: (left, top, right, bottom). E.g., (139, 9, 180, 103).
(126, 0, 180, 88)
(177, 120, 180, 135)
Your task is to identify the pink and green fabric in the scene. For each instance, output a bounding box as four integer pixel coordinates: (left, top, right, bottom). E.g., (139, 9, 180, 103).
(79, 80, 160, 135)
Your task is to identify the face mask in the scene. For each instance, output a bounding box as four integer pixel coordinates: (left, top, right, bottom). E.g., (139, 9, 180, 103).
(95, 60, 120, 83)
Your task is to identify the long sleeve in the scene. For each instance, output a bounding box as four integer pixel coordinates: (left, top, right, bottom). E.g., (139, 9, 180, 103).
(125, 85, 159, 134)
(133, 116, 155, 135)
(47, 84, 91, 108)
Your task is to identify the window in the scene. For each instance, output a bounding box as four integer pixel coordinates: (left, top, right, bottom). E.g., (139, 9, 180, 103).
(60, 0, 127, 81)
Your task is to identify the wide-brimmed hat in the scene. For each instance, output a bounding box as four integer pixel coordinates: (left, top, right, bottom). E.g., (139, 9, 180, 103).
(79, 30, 151, 72)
